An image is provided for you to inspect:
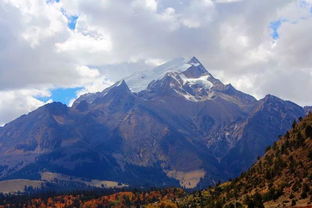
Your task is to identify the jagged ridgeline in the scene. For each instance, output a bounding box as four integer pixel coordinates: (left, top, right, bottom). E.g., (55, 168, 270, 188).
(179, 113, 312, 208)
(0, 57, 307, 190)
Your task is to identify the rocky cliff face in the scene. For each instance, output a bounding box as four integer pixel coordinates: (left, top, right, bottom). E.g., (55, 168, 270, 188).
(221, 95, 305, 177)
(0, 57, 306, 189)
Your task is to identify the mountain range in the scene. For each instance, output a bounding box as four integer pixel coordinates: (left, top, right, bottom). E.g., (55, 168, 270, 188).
(0, 57, 309, 190)
(2, 112, 310, 207)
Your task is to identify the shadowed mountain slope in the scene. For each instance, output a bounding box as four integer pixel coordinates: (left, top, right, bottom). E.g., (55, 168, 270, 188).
(0, 57, 306, 190)
(179, 113, 312, 208)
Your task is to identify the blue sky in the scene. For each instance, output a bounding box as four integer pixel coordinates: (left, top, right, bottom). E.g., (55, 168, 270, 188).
(67, 15, 78, 30)
(270, 19, 285, 40)
(61, 8, 79, 30)
(36, 87, 83, 105)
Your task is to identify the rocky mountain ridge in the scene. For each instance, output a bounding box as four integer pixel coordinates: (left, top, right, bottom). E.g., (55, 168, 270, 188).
(0, 57, 307, 189)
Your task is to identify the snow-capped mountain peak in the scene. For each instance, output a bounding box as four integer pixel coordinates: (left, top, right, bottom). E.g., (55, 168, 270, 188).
(140, 58, 256, 105)
(125, 57, 213, 92)
(143, 67, 215, 102)
(125, 57, 189, 92)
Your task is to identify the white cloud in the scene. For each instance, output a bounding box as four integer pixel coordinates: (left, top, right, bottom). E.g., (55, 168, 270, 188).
(56, 31, 112, 53)
(1, 0, 312, 125)
(146, 0, 158, 11)
(68, 75, 113, 107)
(0, 0, 90, 90)
(215, 0, 242, 3)
(0, 89, 51, 126)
